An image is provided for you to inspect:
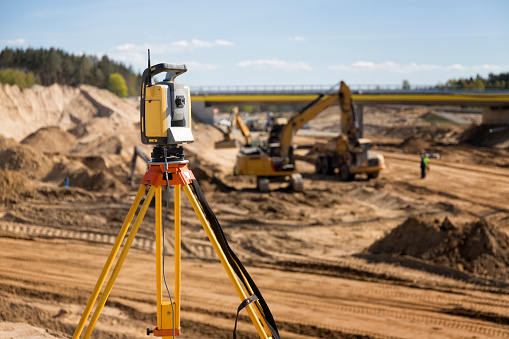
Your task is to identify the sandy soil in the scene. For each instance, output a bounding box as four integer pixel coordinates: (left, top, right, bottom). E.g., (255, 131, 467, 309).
(1, 84, 509, 338)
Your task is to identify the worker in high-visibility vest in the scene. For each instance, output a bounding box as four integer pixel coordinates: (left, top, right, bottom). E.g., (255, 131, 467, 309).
(420, 154, 427, 178)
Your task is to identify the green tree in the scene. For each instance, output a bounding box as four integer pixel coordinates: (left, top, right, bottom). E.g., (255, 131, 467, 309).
(0, 68, 36, 88)
(402, 79, 411, 90)
(108, 73, 128, 97)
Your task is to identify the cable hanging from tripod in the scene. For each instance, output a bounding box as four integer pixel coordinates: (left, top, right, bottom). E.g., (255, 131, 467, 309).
(162, 147, 176, 339)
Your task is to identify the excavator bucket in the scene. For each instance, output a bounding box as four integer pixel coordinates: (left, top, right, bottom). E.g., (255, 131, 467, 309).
(214, 139, 238, 149)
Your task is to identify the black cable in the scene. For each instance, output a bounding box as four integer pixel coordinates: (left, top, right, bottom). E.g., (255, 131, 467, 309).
(189, 180, 280, 339)
(162, 148, 176, 339)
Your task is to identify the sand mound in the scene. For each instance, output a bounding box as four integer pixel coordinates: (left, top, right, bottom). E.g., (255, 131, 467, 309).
(0, 83, 138, 142)
(44, 160, 124, 192)
(72, 135, 124, 155)
(0, 135, 18, 151)
(21, 126, 76, 154)
(368, 216, 509, 279)
(398, 136, 431, 153)
(460, 124, 509, 149)
(0, 142, 53, 179)
(0, 169, 33, 199)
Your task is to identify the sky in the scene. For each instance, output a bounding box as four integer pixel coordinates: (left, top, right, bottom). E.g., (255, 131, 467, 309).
(1, 0, 508, 88)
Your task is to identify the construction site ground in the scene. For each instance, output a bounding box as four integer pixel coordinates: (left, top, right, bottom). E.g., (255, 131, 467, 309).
(1, 83, 509, 338)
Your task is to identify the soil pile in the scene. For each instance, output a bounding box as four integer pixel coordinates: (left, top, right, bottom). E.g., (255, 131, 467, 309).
(460, 124, 509, 149)
(0, 143, 53, 179)
(0, 169, 33, 199)
(21, 126, 76, 154)
(0, 83, 138, 143)
(398, 136, 431, 153)
(367, 216, 509, 279)
(44, 160, 124, 192)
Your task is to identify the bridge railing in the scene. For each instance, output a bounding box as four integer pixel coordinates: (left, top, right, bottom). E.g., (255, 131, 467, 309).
(190, 84, 334, 95)
(190, 84, 509, 95)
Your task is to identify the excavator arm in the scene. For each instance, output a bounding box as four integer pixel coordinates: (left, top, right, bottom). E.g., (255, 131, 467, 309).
(339, 81, 360, 143)
(233, 107, 251, 146)
(278, 90, 340, 161)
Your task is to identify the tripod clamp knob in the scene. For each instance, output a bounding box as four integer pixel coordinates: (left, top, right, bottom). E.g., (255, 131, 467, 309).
(146, 327, 154, 335)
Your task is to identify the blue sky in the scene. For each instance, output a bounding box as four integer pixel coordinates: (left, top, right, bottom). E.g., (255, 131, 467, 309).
(1, 0, 508, 87)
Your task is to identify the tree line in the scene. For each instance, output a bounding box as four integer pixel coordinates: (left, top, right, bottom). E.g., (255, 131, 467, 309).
(0, 47, 141, 97)
(439, 72, 509, 90)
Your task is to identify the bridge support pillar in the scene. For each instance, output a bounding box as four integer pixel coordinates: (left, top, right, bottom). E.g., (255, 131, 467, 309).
(191, 100, 214, 125)
(483, 107, 509, 125)
(356, 105, 364, 138)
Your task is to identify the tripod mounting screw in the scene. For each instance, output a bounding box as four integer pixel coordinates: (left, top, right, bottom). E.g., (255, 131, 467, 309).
(146, 327, 154, 335)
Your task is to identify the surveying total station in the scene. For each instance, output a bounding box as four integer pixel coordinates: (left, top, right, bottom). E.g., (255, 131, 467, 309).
(72, 51, 280, 339)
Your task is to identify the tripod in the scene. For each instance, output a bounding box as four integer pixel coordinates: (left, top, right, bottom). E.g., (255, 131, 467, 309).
(72, 147, 278, 339)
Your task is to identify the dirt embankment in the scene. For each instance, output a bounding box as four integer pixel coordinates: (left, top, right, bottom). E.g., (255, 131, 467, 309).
(367, 215, 509, 280)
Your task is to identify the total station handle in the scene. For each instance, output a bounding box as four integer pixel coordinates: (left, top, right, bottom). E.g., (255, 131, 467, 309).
(142, 63, 187, 85)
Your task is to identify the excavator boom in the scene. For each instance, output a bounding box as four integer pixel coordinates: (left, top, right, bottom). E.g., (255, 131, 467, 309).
(339, 81, 360, 143)
(278, 89, 340, 161)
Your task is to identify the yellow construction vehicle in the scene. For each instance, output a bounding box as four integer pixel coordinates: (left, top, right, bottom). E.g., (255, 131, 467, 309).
(234, 86, 347, 192)
(214, 106, 252, 148)
(314, 81, 385, 181)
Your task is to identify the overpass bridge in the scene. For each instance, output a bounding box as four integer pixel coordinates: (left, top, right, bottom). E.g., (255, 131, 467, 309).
(189, 84, 509, 125)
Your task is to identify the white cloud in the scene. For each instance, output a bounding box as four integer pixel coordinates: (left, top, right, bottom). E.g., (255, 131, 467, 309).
(289, 36, 305, 41)
(473, 64, 502, 71)
(448, 64, 465, 70)
(191, 39, 214, 48)
(109, 39, 234, 70)
(112, 39, 233, 55)
(352, 61, 376, 69)
(215, 39, 235, 46)
(185, 61, 219, 70)
(330, 61, 441, 72)
(3, 38, 26, 45)
(237, 59, 312, 71)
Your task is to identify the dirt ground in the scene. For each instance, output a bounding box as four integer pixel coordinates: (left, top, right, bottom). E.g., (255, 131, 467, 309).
(1, 83, 509, 338)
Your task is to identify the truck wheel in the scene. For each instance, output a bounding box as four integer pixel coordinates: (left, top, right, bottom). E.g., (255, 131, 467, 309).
(367, 171, 380, 179)
(257, 177, 270, 192)
(323, 157, 334, 175)
(291, 173, 304, 192)
(339, 164, 353, 182)
(315, 157, 324, 174)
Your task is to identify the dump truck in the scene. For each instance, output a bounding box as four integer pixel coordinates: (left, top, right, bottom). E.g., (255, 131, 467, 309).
(314, 81, 385, 180)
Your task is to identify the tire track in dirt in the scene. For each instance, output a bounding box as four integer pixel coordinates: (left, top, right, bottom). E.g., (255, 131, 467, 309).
(0, 223, 156, 252)
(381, 154, 509, 213)
(265, 290, 509, 338)
(0, 221, 226, 262)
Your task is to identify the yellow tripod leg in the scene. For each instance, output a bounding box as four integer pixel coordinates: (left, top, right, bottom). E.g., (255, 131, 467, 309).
(175, 184, 181, 330)
(183, 185, 271, 339)
(155, 185, 181, 338)
(155, 186, 163, 329)
(73, 184, 147, 339)
(82, 185, 157, 339)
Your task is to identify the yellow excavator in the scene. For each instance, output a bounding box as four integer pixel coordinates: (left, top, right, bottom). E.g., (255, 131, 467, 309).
(234, 85, 347, 192)
(234, 81, 385, 191)
(314, 81, 385, 181)
(214, 107, 251, 148)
